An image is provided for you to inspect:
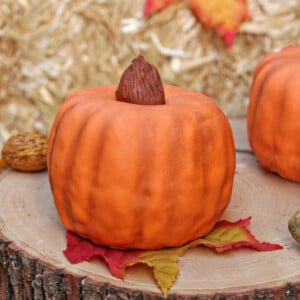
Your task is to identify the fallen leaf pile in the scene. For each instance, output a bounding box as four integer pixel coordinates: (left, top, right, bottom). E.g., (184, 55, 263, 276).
(64, 217, 282, 297)
(144, 0, 251, 47)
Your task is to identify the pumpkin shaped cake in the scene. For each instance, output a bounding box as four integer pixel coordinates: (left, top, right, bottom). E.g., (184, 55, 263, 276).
(47, 56, 236, 250)
(247, 45, 300, 182)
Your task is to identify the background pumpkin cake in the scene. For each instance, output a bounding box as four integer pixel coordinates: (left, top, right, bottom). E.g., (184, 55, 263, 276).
(247, 45, 300, 182)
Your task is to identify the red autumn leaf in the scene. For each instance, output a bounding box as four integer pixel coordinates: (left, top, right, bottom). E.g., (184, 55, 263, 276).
(144, 0, 180, 16)
(188, 0, 251, 47)
(64, 231, 142, 278)
(64, 217, 282, 297)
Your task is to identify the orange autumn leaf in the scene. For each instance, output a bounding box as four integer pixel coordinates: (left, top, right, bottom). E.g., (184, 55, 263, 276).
(0, 158, 7, 169)
(144, 0, 180, 16)
(188, 0, 251, 47)
(64, 217, 282, 297)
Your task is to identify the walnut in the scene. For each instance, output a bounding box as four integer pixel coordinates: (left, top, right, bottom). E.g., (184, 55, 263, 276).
(1, 132, 48, 172)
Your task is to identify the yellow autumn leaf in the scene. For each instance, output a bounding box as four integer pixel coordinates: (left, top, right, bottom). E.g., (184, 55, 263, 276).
(130, 218, 282, 296)
(139, 248, 184, 297)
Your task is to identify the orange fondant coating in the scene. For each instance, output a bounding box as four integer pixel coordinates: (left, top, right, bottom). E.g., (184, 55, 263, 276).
(47, 84, 236, 249)
(248, 45, 300, 182)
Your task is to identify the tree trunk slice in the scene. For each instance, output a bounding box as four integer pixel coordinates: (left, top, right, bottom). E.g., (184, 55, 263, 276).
(229, 117, 251, 152)
(0, 118, 300, 299)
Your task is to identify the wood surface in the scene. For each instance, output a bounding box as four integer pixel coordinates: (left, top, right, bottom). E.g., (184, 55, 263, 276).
(0, 118, 300, 299)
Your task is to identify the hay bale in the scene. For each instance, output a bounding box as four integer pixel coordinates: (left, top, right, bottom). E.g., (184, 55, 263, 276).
(1, 0, 300, 147)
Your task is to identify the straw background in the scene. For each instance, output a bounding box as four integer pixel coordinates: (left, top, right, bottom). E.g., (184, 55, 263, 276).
(1, 0, 300, 147)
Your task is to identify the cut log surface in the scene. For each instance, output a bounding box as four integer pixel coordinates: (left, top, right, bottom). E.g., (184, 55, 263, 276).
(0, 118, 300, 299)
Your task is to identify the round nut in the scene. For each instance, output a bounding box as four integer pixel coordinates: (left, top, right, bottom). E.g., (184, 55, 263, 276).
(1, 132, 48, 172)
(288, 210, 300, 243)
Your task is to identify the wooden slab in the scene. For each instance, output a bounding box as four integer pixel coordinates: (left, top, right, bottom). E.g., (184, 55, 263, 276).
(0, 118, 300, 299)
(229, 117, 251, 152)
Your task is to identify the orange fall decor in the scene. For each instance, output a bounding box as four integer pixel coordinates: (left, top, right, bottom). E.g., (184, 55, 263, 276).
(47, 55, 236, 250)
(247, 45, 300, 182)
(144, 0, 251, 47)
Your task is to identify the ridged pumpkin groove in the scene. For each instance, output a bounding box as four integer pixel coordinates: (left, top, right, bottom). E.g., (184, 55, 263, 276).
(47, 56, 236, 250)
(247, 45, 300, 182)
